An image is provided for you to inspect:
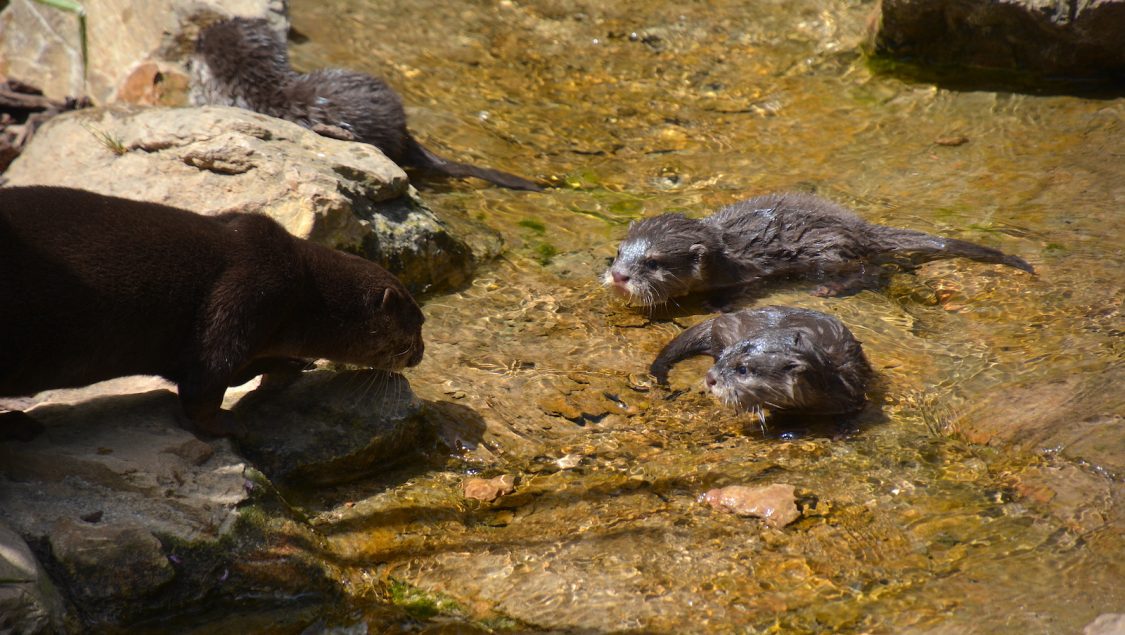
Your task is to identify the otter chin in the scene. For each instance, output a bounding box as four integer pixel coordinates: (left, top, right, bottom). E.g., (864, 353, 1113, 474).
(651, 306, 872, 418)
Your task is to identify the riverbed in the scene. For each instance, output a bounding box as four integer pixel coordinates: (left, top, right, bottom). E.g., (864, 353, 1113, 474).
(279, 0, 1123, 632)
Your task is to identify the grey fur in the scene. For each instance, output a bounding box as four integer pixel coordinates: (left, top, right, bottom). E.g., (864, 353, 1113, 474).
(604, 192, 1034, 305)
(191, 18, 542, 191)
(651, 306, 872, 416)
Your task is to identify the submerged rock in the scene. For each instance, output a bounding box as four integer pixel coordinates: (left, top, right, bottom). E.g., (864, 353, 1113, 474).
(2, 105, 482, 292)
(1084, 614, 1125, 635)
(701, 484, 801, 528)
(461, 475, 516, 502)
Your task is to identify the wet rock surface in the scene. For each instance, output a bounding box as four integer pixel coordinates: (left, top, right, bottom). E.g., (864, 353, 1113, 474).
(865, 0, 1125, 84)
(2, 105, 487, 292)
(0, 370, 424, 630)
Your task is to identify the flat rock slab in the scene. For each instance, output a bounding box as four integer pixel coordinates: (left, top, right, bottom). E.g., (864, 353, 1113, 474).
(2, 105, 480, 292)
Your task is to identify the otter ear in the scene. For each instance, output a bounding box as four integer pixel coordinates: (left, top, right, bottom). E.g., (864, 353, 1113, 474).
(376, 287, 401, 310)
(689, 243, 708, 261)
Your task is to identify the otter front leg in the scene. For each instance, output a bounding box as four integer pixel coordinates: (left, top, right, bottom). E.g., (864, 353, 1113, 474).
(227, 357, 313, 388)
(175, 373, 240, 437)
(811, 264, 887, 297)
(650, 321, 716, 385)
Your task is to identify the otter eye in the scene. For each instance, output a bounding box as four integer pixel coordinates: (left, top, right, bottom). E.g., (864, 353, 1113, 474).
(735, 365, 749, 376)
(643, 259, 660, 271)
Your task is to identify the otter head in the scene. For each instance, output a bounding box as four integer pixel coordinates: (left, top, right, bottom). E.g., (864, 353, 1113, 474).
(298, 254, 425, 371)
(705, 328, 838, 416)
(190, 18, 293, 108)
(602, 214, 721, 306)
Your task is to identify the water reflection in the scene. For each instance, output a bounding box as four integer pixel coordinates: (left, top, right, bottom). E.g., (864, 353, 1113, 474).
(277, 0, 1124, 631)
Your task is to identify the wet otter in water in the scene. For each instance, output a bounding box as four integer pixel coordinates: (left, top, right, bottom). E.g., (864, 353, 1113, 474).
(191, 17, 542, 191)
(0, 186, 425, 438)
(604, 192, 1034, 306)
(651, 306, 872, 418)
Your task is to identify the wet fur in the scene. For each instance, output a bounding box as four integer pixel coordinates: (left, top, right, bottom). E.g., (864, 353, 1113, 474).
(605, 192, 1034, 305)
(191, 18, 542, 191)
(651, 306, 871, 416)
(0, 187, 425, 436)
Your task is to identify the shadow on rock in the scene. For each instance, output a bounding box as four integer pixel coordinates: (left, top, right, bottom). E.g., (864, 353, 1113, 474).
(232, 369, 431, 488)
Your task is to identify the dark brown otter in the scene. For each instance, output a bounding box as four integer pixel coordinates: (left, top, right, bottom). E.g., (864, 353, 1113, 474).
(651, 306, 871, 418)
(190, 18, 543, 191)
(604, 192, 1035, 306)
(0, 186, 424, 437)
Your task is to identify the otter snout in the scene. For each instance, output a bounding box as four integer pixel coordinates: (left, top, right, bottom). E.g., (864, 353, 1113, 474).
(406, 337, 425, 367)
(705, 370, 718, 388)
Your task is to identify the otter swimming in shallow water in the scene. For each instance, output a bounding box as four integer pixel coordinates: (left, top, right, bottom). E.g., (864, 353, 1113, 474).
(191, 17, 542, 191)
(604, 192, 1034, 306)
(651, 306, 872, 418)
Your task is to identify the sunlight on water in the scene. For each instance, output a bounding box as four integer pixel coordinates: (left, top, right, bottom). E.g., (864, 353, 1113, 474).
(238, 0, 1125, 631)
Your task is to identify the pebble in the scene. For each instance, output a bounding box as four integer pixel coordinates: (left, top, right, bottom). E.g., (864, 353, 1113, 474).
(462, 475, 516, 502)
(701, 483, 800, 528)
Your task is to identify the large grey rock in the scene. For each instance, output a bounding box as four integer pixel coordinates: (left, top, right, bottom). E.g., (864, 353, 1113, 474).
(2, 105, 481, 292)
(0, 387, 338, 629)
(865, 0, 1125, 81)
(0, 0, 286, 105)
(0, 520, 70, 635)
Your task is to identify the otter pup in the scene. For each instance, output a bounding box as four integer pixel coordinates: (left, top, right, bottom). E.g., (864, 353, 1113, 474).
(651, 306, 871, 418)
(191, 18, 542, 191)
(604, 192, 1034, 305)
(0, 186, 425, 437)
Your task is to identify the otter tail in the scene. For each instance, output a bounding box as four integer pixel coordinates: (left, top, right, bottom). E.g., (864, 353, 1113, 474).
(650, 320, 716, 385)
(870, 226, 1035, 274)
(402, 136, 543, 191)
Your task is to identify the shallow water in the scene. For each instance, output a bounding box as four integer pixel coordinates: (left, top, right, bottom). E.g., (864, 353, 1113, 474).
(280, 0, 1122, 632)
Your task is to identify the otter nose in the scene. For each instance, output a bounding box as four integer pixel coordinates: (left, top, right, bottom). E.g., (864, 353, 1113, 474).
(705, 371, 717, 387)
(612, 271, 630, 285)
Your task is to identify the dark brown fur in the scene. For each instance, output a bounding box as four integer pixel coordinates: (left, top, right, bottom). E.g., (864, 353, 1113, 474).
(190, 18, 542, 191)
(0, 186, 424, 436)
(605, 192, 1035, 305)
(651, 306, 871, 417)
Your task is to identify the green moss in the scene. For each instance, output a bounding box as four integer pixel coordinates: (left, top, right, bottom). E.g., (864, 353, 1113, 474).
(517, 218, 547, 233)
(534, 242, 558, 265)
(387, 578, 464, 620)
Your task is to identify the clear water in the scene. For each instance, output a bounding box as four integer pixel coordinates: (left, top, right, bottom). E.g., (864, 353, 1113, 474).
(233, 0, 1123, 632)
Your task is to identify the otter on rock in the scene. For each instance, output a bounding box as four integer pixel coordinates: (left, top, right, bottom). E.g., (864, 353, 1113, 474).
(604, 192, 1035, 306)
(0, 186, 425, 437)
(651, 306, 872, 418)
(191, 17, 542, 191)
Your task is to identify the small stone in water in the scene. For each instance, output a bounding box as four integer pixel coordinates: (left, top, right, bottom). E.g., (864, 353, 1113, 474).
(556, 454, 583, 469)
(701, 484, 800, 528)
(935, 135, 969, 146)
(462, 474, 516, 502)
